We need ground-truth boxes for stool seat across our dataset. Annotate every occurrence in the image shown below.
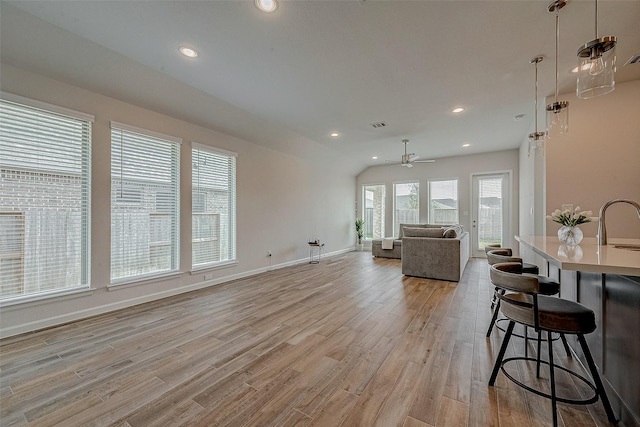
[522,262,539,275]
[501,293,596,335]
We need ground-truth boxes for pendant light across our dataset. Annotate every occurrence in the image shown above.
[528,56,546,157]
[546,1,569,138]
[576,0,616,98]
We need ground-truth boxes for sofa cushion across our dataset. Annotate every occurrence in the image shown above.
[403,227,444,238]
[398,223,428,239]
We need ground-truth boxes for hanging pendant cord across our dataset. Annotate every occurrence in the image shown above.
[595,0,598,38]
[534,61,539,133]
[554,6,560,103]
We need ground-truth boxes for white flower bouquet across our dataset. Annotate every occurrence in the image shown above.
[546,206,598,227]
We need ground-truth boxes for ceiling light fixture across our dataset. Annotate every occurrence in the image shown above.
[452,107,465,113]
[528,56,546,157]
[330,132,339,138]
[546,0,569,138]
[462,143,471,147]
[179,46,198,58]
[576,0,616,98]
[255,0,278,13]
[372,156,378,160]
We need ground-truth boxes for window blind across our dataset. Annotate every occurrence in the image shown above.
[192,143,236,268]
[110,124,180,284]
[0,96,92,301]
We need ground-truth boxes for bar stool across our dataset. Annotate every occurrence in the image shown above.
[488,262,617,427]
[487,247,540,275]
[486,249,557,337]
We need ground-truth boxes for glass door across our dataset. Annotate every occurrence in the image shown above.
[471,173,510,257]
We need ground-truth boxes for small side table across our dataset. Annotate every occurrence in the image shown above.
[308,241,324,264]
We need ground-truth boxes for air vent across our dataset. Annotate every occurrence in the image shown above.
[371,121,387,128]
[624,55,640,66]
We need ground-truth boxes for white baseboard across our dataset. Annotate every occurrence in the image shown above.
[0,247,355,339]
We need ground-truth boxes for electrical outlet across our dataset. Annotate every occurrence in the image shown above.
[204,273,213,281]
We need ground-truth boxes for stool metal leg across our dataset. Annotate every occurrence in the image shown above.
[577,334,617,423]
[536,330,542,378]
[560,333,572,358]
[547,330,558,427]
[486,289,505,337]
[489,320,515,386]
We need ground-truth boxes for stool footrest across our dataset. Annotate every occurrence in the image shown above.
[500,356,598,405]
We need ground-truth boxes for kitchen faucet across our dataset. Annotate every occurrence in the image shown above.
[597,199,640,245]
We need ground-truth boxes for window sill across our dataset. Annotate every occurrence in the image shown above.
[108,271,183,291]
[0,286,95,309]
[190,260,238,274]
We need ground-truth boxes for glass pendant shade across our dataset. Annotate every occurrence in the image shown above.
[527,56,546,157]
[546,101,569,137]
[577,37,616,98]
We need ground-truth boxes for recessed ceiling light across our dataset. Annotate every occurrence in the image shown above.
[330,132,339,138]
[452,107,465,113]
[372,156,378,160]
[179,46,198,58]
[462,143,471,147]
[256,0,277,13]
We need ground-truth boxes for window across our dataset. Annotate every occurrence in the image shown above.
[363,184,385,239]
[428,179,459,225]
[394,182,419,236]
[192,143,236,268]
[0,94,92,301]
[110,122,180,284]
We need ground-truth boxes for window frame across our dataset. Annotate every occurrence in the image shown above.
[361,183,386,240]
[393,181,420,237]
[109,121,181,286]
[0,92,93,303]
[191,142,237,270]
[427,178,459,225]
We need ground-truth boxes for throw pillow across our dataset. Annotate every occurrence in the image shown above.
[441,225,463,238]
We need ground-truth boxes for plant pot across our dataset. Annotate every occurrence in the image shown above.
[356,243,363,252]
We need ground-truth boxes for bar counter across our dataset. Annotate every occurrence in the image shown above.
[516,236,640,427]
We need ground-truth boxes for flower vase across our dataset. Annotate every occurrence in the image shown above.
[557,226,583,246]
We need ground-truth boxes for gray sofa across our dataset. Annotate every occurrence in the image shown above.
[401,227,470,282]
[371,224,444,259]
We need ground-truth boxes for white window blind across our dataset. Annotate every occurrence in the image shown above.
[110,123,180,284]
[428,179,459,225]
[192,143,236,268]
[0,96,92,301]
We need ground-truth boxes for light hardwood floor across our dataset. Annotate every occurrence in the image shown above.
[0,253,617,427]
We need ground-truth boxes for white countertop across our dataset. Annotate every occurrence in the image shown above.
[515,236,640,276]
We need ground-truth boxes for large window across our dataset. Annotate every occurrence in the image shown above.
[192,143,236,268]
[0,95,92,300]
[363,184,385,239]
[394,182,419,236]
[428,179,459,225]
[110,123,180,284]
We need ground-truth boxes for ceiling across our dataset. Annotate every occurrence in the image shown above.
[2,1,640,175]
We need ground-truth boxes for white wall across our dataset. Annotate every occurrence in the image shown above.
[545,79,640,240]
[0,64,356,338]
[356,149,520,252]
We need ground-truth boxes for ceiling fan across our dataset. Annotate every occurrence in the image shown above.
[386,139,435,168]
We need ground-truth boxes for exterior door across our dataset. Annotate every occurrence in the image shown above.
[471,172,510,258]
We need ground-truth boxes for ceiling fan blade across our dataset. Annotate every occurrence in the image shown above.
[408,155,420,162]
[413,159,436,163]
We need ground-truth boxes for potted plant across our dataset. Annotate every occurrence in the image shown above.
[355,218,365,252]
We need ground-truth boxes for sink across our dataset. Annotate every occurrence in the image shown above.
[612,244,640,251]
